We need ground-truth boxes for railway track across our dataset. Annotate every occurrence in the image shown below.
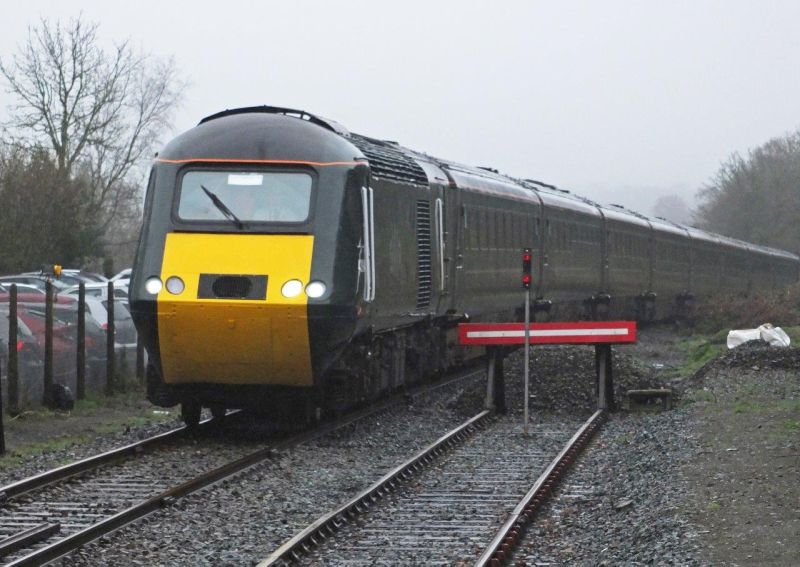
[260,410,605,565]
[0,370,482,566]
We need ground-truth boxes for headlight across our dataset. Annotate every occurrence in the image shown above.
[281,279,303,298]
[305,281,327,298]
[165,276,185,295]
[145,277,163,295]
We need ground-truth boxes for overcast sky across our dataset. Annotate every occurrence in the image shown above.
[2,1,799,215]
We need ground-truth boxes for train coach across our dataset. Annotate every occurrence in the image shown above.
[130,106,800,426]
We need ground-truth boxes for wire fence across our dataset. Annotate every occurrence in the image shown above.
[1,282,144,446]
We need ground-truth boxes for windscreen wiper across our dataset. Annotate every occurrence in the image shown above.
[200,185,245,229]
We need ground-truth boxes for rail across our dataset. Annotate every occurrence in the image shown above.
[474,409,606,566]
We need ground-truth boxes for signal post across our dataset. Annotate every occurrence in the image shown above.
[459,248,637,429]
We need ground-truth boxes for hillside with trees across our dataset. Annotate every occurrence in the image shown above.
[696,132,800,254]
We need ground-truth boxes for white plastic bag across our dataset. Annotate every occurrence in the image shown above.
[726,323,791,349]
[726,328,762,349]
[759,324,791,347]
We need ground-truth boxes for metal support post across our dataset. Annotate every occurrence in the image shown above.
[77,283,86,400]
[595,344,615,411]
[485,347,495,410]
[493,347,506,414]
[523,287,531,434]
[8,284,18,414]
[106,282,115,396]
[485,347,507,413]
[43,281,54,407]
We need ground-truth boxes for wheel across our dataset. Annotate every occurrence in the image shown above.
[181,400,202,428]
[209,403,226,423]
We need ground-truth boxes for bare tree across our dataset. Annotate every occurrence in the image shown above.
[0,15,185,231]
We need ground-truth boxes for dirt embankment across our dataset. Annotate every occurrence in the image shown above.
[681,342,800,566]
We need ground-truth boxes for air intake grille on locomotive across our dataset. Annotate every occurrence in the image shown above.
[350,135,429,186]
[197,275,268,300]
[416,200,432,310]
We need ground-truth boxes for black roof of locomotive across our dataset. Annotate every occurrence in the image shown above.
[159,110,363,165]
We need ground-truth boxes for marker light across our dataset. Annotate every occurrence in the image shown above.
[281,279,303,298]
[165,276,185,295]
[145,277,163,295]
[305,281,327,298]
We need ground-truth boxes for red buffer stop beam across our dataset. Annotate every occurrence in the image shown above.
[458,321,637,346]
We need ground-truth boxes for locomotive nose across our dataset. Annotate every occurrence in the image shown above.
[155,232,315,386]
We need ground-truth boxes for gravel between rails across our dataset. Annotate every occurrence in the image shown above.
[302,413,584,565]
[58,374,486,566]
[0,432,268,564]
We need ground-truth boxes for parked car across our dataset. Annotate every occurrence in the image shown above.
[0,282,44,295]
[15,304,77,385]
[52,299,109,391]
[88,298,138,366]
[0,275,70,292]
[0,306,44,409]
[23,271,86,287]
[60,269,108,283]
[110,268,131,286]
[62,281,129,302]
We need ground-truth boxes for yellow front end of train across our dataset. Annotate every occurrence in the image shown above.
[156,232,314,387]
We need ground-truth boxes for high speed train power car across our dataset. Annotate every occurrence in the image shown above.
[130,106,800,425]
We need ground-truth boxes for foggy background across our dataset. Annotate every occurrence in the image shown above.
[2,0,800,221]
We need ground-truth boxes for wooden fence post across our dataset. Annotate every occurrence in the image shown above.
[8,285,19,414]
[43,280,54,407]
[76,283,86,400]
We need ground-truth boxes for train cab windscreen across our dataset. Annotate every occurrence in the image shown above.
[177,170,312,224]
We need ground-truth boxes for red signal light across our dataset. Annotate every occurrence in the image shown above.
[16,340,24,352]
[522,247,532,289]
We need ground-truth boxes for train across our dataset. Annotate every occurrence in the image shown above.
[129,105,800,426]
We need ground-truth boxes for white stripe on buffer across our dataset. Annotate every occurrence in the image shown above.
[466,328,630,339]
